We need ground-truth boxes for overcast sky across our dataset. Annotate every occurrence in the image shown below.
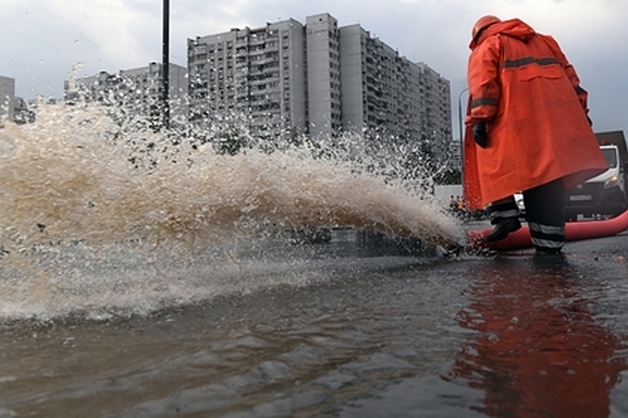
[1,0,626,137]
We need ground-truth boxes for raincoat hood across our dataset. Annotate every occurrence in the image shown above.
[469,18,536,50]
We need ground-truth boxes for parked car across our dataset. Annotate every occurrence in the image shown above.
[565,131,627,221]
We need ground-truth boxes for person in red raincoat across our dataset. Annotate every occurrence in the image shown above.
[463,15,607,254]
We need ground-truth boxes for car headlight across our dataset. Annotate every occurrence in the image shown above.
[604,175,620,189]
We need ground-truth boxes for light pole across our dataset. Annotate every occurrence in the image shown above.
[457,87,469,187]
[162,0,170,129]
[457,87,469,146]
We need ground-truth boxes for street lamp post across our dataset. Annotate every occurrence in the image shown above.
[457,87,469,147]
[458,87,469,187]
[162,0,170,129]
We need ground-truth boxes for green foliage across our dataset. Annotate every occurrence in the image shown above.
[436,169,462,185]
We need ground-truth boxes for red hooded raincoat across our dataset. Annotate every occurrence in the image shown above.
[463,19,607,210]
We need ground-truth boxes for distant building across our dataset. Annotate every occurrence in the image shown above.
[187,18,307,138]
[337,24,452,164]
[449,139,462,172]
[13,97,35,125]
[187,12,452,167]
[0,75,15,124]
[0,75,36,125]
[305,14,342,139]
[64,62,188,123]
[415,63,452,165]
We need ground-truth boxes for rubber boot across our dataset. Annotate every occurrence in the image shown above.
[486,197,521,242]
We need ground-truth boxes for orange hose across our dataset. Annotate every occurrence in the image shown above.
[468,210,628,251]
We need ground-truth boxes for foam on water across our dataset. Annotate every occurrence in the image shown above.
[0,102,464,320]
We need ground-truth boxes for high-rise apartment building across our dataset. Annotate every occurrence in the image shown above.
[188,18,307,138]
[188,13,451,163]
[64,62,188,122]
[416,63,452,164]
[340,24,424,141]
[305,14,342,139]
[338,28,453,163]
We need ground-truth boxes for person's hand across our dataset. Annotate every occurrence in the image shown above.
[587,115,593,126]
[473,121,488,148]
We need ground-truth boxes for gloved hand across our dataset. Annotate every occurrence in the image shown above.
[472,121,488,148]
[587,115,593,126]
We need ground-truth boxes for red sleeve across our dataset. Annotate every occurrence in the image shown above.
[466,36,502,125]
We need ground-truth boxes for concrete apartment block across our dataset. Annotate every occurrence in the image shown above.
[64,62,188,122]
[188,18,307,139]
[188,13,452,166]
[0,75,15,124]
[306,13,342,139]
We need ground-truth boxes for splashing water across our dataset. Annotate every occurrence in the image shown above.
[0,102,464,320]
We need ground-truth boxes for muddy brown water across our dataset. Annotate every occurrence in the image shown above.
[2,230,628,418]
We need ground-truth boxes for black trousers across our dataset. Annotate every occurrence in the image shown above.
[487,178,566,251]
[523,178,566,251]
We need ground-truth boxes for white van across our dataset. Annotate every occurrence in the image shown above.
[564,131,628,220]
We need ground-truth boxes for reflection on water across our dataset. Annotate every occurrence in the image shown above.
[2,249,628,417]
[1,245,471,417]
[446,256,627,418]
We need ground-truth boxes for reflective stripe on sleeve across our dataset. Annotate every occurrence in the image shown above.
[470,97,499,109]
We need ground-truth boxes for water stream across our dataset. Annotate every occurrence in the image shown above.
[0,101,462,320]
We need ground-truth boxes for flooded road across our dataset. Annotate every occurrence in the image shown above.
[2,229,628,418]
[2,73,627,418]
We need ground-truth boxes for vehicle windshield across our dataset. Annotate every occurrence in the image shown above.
[602,148,618,168]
